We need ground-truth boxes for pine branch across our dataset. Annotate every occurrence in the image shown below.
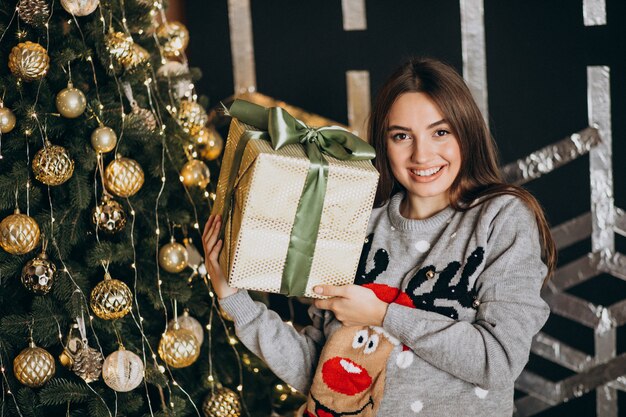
[39,378,92,405]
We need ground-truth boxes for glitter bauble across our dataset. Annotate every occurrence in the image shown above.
[56,83,87,118]
[168,311,204,345]
[0,106,17,133]
[124,44,149,71]
[21,250,56,295]
[130,106,157,132]
[32,141,75,186]
[91,126,117,153]
[0,209,40,255]
[181,159,211,188]
[59,326,103,383]
[104,157,144,198]
[198,128,224,161]
[158,326,200,368]
[13,343,55,388]
[157,21,189,59]
[176,100,208,136]
[158,239,189,273]
[92,195,126,234]
[90,272,133,320]
[17,0,50,26]
[202,387,242,417]
[60,0,99,16]
[102,347,143,392]
[105,31,134,67]
[8,41,50,81]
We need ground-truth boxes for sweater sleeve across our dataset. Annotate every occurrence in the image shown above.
[219,289,330,393]
[382,198,550,389]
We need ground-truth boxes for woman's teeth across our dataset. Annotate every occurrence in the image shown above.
[411,166,442,177]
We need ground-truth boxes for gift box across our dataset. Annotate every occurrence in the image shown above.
[211,100,379,298]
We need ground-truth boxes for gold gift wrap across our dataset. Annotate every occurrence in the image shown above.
[211,118,379,298]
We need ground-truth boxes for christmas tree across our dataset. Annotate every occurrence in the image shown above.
[0,0,304,416]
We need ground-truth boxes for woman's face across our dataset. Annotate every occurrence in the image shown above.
[386,92,461,209]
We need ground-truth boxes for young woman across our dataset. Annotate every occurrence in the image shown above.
[203,57,555,417]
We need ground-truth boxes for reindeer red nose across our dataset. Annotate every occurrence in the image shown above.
[321,357,372,395]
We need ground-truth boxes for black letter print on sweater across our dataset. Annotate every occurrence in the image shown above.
[405,247,484,319]
[355,233,389,286]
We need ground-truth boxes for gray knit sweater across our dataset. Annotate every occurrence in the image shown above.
[220,192,550,417]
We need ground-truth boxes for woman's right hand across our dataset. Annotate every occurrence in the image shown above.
[202,214,238,299]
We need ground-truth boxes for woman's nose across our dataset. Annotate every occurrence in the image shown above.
[410,137,432,163]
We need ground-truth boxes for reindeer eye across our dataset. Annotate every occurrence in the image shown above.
[364,334,380,354]
[352,330,369,349]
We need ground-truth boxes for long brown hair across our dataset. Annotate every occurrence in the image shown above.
[369,57,556,281]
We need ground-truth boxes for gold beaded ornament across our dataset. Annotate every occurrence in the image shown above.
[13,341,55,388]
[104,156,144,198]
[32,141,75,186]
[168,310,204,345]
[176,100,208,136]
[202,386,242,417]
[8,41,50,81]
[158,323,200,368]
[0,208,40,255]
[90,271,133,320]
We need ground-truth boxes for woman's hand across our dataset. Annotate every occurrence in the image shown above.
[202,215,238,299]
[313,284,388,327]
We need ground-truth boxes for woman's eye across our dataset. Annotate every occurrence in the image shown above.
[434,129,450,137]
[392,132,410,141]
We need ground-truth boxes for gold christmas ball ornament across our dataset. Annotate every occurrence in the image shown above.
[92,195,126,234]
[59,324,103,383]
[199,128,224,161]
[8,41,50,81]
[17,0,50,26]
[0,105,17,134]
[32,141,75,186]
[105,31,134,67]
[181,159,211,188]
[91,126,117,153]
[157,21,189,59]
[168,311,204,346]
[90,272,133,320]
[102,347,143,392]
[0,208,40,255]
[56,82,87,118]
[202,387,242,417]
[104,156,144,198]
[13,342,55,388]
[158,325,200,368]
[176,100,208,136]
[21,250,56,295]
[158,238,189,273]
[60,0,100,16]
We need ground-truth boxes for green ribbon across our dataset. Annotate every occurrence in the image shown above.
[222,99,375,296]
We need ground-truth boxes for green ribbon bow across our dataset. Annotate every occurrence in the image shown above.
[221,99,375,296]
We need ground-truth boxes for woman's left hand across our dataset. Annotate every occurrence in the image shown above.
[313,284,388,327]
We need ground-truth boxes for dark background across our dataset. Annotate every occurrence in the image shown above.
[183,1,626,415]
